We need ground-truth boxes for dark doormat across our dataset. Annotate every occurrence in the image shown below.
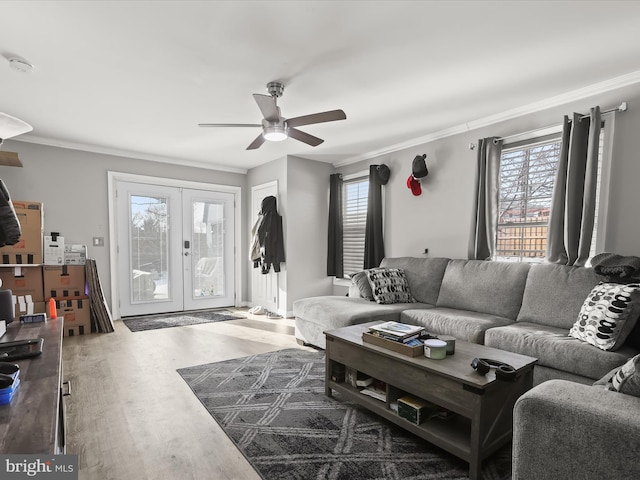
[177,348,511,480]
[123,309,243,332]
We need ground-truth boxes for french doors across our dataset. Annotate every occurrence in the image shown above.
[115,179,235,317]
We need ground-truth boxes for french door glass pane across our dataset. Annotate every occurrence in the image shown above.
[129,195,169,302]
[192,200,224,298]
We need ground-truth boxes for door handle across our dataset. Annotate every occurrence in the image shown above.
[184,252,190,256]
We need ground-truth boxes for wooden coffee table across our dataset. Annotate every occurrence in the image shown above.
[325,321,537,480]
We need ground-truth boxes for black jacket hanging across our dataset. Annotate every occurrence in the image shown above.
[250,196,285,274]
[0,179,21,247]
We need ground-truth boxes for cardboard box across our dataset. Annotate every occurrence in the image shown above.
[0,266,45,302]
[397,395,437,425]
[63,318,91,337]
[64,244,87,265]
[362,332,424,357]
[43,265,86,299]
[0,201,43,264]
[43,235,65,265]
[0,200,44,264]
[13,296,46,317]
[55,297,92,336]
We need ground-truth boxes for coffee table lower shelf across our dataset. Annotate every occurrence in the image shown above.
[328,380,473,461]
[325,322,537,480]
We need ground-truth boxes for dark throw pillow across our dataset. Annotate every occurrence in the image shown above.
[365,268,416,305]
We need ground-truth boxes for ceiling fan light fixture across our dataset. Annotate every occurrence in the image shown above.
[263,124,288,142]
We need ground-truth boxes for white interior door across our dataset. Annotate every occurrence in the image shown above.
[250,182,279,312]
[116,180,235,317]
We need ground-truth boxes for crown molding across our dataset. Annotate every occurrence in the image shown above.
[13,134,248,174]
[334,69,640,167]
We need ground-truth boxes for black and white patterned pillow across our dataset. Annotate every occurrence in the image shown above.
[608,354,640,397]
[365,268,416,305]
[569,282,640,351]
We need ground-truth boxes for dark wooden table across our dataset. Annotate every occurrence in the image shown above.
[325,321,537,480]
[0,317,64,454]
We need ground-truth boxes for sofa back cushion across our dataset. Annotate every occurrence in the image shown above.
[380,257,450,305]
[517,263,601,329]
[436,260,530,319]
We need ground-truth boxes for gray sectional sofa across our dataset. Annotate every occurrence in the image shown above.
[293,256,640,479]
[294,256,639,384]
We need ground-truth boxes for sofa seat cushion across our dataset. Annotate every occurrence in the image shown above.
[485,322,638,380]
[436,260,530,320]
[400,307,515,344]
[293,295,432,332]
[517,263,600,329]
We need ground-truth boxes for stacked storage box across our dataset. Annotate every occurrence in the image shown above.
[0,201,43,265]
[0,266,46,318]
[0,201,45,320]
[0,200,92,336]
[44,265,91,337]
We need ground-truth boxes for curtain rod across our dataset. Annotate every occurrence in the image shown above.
[468,102,628,150]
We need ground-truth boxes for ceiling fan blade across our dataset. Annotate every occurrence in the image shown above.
[286,109,346,128]
[246,133,266,150]
[253,94,280,122]
[198,123,262,127]
[288,128,324,147]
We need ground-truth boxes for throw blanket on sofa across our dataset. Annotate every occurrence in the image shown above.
[592,252,640,279]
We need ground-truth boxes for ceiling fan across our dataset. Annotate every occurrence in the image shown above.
[198,82,346,150]
[0,112,33,167]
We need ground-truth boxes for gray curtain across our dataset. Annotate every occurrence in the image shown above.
[546,107,601,266]
[326,173,343,277]
[468,137,502,260]
[364,165,384,268]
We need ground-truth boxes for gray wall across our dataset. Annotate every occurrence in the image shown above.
[338,82,640,264]
[3,81,639,313]
[286,156,334,311]
[0,141,246,311]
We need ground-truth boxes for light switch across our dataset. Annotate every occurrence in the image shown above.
[93,237,104,247]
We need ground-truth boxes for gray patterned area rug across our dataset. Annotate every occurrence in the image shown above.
[123,309,243,332]
[177,348,511,480]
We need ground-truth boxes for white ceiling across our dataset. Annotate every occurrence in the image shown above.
[2,1,640,173]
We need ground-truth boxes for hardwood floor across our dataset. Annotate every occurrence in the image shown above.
[62,309,314,480]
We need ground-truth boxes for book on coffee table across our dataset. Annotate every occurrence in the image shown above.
[368,321,424,341]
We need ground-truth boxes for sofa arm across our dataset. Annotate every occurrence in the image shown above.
[513,379,640,480]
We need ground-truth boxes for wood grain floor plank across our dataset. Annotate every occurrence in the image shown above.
[62,310,312,480]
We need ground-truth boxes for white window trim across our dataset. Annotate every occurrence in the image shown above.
[334,169,368,287]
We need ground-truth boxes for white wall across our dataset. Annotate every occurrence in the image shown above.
[0,141,246,314]
[338,82,640,264]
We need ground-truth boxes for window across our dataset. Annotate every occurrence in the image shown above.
[342,175,368,277]
[496,137,560,262]
[496,128,607,263]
